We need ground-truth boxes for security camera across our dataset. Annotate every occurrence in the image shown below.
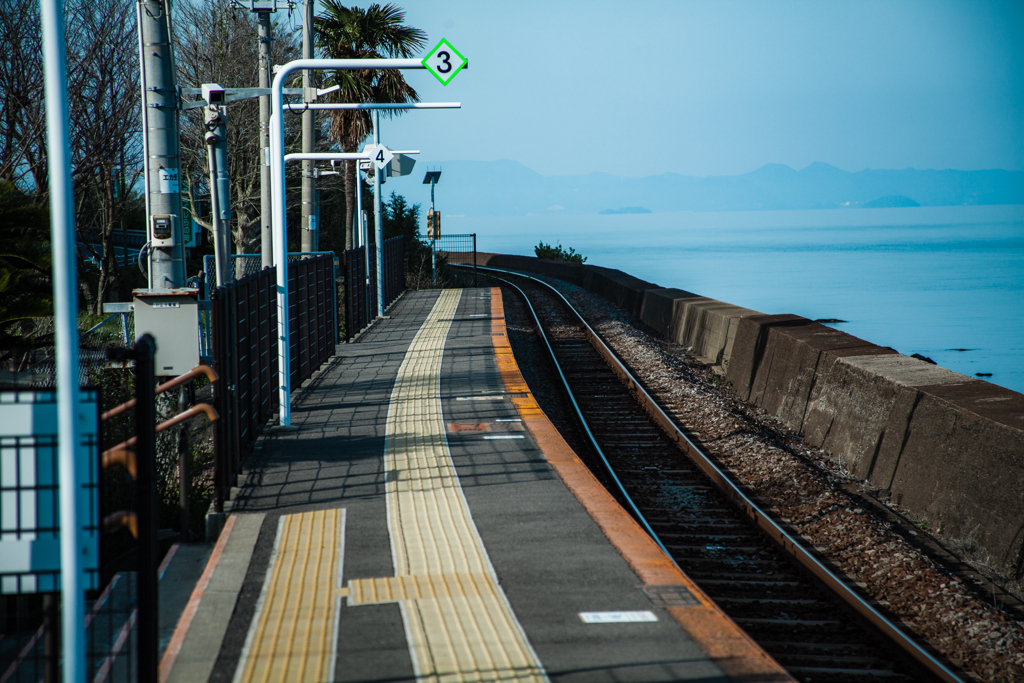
[202,83,226,105]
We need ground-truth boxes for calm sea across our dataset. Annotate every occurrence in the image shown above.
[449,205,1024,394]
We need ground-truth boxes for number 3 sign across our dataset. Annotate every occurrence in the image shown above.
[422,39,467,85]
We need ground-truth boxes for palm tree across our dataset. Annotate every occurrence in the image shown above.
[315,2,426,250]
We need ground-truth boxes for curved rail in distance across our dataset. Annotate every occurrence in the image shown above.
[475,265,963,683]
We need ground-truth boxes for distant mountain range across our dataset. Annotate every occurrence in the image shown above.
[407,160,1024,216]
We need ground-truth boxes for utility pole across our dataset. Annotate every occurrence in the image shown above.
[203,86,231,286]
[140,0,185,289]
[301,0,317,252]
[258,9,274,268]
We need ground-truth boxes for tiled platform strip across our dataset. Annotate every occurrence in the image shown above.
[377,288,546,683]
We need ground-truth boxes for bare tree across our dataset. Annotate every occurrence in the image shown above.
[0,0,145,312]
[65,0,146,310]
[0,0,46,190]
[174,0,303,257]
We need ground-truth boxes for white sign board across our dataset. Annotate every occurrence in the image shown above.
[0,389,100,594]
[159,167,179,194]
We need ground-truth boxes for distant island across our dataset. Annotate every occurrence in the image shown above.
[863,195,921,208]
[600,206,652,214]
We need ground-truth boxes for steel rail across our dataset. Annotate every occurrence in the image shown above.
[477,265,963,683]
[495,276,675,562]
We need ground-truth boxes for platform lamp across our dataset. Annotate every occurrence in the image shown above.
[424,170,441,286]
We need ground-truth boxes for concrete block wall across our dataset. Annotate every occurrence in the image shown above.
[476,252,1024,575]
[727,314,1024,574]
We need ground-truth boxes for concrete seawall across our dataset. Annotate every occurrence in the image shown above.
[477,252,1024,576]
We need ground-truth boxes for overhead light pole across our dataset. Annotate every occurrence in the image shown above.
[423,169,441,287]
[270,56,464,425]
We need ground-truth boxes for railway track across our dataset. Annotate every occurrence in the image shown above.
[478,267,965,683]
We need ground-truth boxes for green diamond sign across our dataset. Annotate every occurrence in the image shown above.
[422,39,466,86]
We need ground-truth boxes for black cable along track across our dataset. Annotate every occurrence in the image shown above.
[474,266,965,683]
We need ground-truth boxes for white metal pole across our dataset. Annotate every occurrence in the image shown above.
[271,58,424,425]
[41,0,85,679]
[283,102,461,111]
[373,111,385,315]
[355,165,363,248]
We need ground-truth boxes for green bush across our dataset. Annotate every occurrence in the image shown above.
[534,241,587,264]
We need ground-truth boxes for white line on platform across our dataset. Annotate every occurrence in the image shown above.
[484,435,525,440]
[579,611,658,624]
[456,396,505,401]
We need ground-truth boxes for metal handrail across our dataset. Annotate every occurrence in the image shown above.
[101,403,218,456]
[101,364,219,421]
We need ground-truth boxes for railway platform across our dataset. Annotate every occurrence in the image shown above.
[158,288,792,683]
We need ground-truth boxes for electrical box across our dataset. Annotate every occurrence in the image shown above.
[132,288,200,377]
[151,214,178,247]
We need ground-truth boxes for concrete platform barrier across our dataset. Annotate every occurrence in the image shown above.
[480,252,1024,574]
[640,288,701,337]
[672,300,762,368]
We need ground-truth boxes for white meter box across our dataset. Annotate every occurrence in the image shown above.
[133,288,200,376]
[0,388,100,595]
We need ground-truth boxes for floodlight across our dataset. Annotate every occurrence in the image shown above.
[423,171,442,184]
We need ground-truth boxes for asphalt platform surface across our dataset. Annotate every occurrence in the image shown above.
[164,288,738,683]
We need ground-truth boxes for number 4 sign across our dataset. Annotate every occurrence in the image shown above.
[422,39,466,86]
[365,144,395,171]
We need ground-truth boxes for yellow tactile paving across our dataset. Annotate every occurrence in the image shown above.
[234,509,343,683]
[379,289,547,683]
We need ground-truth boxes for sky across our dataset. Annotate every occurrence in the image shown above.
[343,0,1024,178]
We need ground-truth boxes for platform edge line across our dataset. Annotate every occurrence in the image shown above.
[159,516,237,683]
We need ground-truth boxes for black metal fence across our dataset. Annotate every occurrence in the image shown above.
[287,254,337,388]
[211,268,277,505]
[343,238,405,342]
[343,246,370,342]
[210,255,336,509]
[382,236,405,308]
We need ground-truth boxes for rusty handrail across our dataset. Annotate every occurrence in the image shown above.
[102,449,137,479]
[103,511,138,538]
[101,403,218,457]
[101,364,219,422]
